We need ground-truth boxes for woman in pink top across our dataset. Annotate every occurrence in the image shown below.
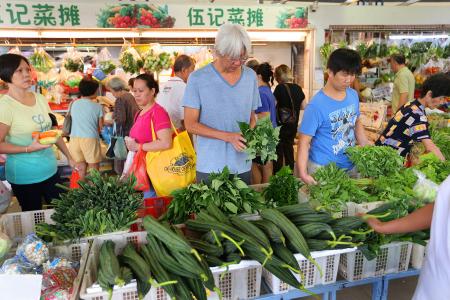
[125,73,173,197]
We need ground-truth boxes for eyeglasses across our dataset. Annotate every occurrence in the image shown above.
[224,55,248,65]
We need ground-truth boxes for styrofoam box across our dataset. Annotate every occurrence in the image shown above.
[80,231,262,300]
[0,209,55,245]
[339,242,412,281]
[410,242,428,269]
[263,248,355,294]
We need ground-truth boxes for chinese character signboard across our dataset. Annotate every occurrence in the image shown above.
[0,1,307,29]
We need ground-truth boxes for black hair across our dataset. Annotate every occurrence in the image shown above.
[79,78,99,97]
[0,53,30,83]
[420,73,450,98]
[134,73,159,96]
[390,54,406,65]
[327,48,362,76]
[128,77,135,87]
[256,62,274,86]
[173,55,195,73]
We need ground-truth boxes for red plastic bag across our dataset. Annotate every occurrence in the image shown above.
[130,149,151,191]
[69,170,80,189]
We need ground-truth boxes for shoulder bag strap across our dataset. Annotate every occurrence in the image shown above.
[283,83,295,112]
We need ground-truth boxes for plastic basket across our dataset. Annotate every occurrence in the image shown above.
[339,242,412,281]
[0,209,55,245]
[80,232,262,300]
[263,248,355,294]
[410,242,428,269]
[131,197,173,232]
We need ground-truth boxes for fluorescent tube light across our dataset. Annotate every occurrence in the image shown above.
[389,34,449,40]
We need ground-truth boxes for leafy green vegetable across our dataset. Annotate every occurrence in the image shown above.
[29,48,55,73]
[263,166,302,207]
[163,167,265,224]
[346,146,405,179]
[99,60,117,74]
[309,163,370,213]
[119,48,144,74]
[413,153,450,184]
[239,116,280,164]
[35,170,143,242]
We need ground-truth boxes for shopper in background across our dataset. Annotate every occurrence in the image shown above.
[273,64,305,173]
[297,48,370,185]
[376,73,450,161]
[245,58,260,72]
[252,62,277,184]
[125,73,173,198]
[390,54,415,113]
[106,76,139,174]
[183,23,261,184]
[157,55,195,130]
[128,77,135,91]
[0,53,78,211]
[69,78,104,180]
[366,175,450,300]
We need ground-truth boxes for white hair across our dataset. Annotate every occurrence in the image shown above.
[106,76,128,91]
[214,23,252,59]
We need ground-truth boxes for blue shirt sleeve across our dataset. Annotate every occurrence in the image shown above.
[299,103,321,136]
[255,92,270,114]
[251,75,262,111]
[182,74,200,109]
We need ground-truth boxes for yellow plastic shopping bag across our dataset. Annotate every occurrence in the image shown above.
[146,120,196,196]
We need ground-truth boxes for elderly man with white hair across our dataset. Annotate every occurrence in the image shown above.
[183,23,261,184]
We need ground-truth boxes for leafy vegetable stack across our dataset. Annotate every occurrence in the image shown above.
[263,166,302,207]
[36,170,143,242]
[163,167,265,224]
[239,116,280,164]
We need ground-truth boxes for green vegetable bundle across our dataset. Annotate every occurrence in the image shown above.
[413,153,450,184]
[35,170,143,242]
[239,116,280,164]
[119,47,144,74]
[263,166,302,207]
[64,58,84,73]
[29,48,55,73]
[99,60,117,74]
[346,146,405,179]
[163,167,265,224]
[309,163,371,213]
[143,50,173,73]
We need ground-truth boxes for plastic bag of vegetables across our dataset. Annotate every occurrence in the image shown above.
[119,42,143,74]
[62,47,84,73]
[413,170,439,203]
[29,47,55,73]
[16,233,49,266]
[0,229,12,261]
[96,47,116,74]
[143,45,173,73]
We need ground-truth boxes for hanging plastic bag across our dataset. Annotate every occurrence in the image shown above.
[0,226,12,261]
[29,47,55,73]
[413,170,439,203]
[16,233,49,267]
[114,136,128,160]
[96,47,117,74]
[121,151,136,180]
[69,170,80,189]
[119,42,144,74]
[62,47,84,73]
[129,148,150,191]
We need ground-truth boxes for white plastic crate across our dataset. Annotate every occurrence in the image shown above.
[339,242,412,281]
[0,209,55,245]
[80,231,262,300]
[339,201,385,218]
[410,242,428,269]
[263,248,355,294]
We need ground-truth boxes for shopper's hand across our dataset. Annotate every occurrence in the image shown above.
[125,137,139,152]
[226,132,246,152]
[28,137,51,152]
[365,216,386,233]
[299,172,317,185]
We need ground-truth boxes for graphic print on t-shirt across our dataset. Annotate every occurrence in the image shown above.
[329,104,357,155]
[32,114,51,132]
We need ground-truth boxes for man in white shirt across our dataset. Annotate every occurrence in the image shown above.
[157,55,195,129]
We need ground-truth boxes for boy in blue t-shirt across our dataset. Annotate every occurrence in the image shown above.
[297,48,370,185]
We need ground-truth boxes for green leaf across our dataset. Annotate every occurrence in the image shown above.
[224,202,238,214]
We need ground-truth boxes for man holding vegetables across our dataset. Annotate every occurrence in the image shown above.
[375,73,450,161]
[183,24,260,184]
[297,48,370,185]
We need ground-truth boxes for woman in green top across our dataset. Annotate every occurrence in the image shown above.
[0,54,78,211]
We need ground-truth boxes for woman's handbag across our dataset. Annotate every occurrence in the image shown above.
[277,84,297,125]
[62,101,75,136]
[146,119,196,196]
